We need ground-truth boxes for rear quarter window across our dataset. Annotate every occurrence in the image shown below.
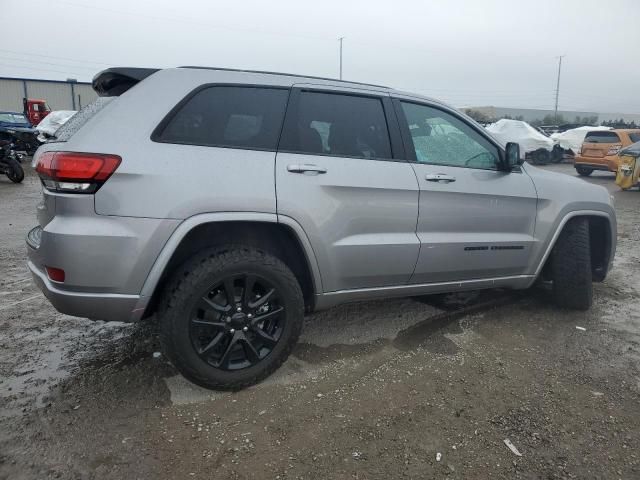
[627,132,640,143]
[153,86,289,151]
[584,131,620,143]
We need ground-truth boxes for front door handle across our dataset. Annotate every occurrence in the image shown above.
[287,164,327,175]
[425,173,456,183]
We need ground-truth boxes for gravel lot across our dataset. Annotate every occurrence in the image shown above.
[1,162,639,479]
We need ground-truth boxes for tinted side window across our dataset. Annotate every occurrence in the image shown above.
[155,86,289,150]
[280,91,392,160]
[401,102,499,170]
[584,131,621,143]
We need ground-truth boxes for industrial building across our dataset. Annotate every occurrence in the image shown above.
[465,105,640,124]
[0,76,98,112]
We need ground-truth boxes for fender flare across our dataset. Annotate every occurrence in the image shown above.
[130,212,323,320]
[531,209,615,280]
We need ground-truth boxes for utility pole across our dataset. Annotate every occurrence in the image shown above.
[554,55,565,124]
[338,37,344,79]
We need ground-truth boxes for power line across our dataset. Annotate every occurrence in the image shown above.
[0,62,92,77]
[0,48,114,67]
[0,55,102,71]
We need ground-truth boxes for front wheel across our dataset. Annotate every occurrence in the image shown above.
[159,246,304,390]
[5,158,24,183]
[550,218,592,310]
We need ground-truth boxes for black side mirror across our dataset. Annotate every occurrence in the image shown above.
[504,142,522,170]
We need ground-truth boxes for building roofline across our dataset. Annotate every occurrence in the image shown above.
[0,76,92,85]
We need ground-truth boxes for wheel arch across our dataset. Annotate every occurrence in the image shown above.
[536,210,615,282]
[133,213,323,320]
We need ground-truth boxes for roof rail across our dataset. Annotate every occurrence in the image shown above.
[178,66,389,89]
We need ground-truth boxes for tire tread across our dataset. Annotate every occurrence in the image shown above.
[551,218,593,310]
[158,245,303,390]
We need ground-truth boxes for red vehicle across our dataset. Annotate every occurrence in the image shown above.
[23,98,51,126]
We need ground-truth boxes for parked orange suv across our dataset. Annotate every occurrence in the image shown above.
[574,129,640,176]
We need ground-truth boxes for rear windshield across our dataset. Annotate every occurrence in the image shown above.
[0,113,28,124]
[54,97,114,141]
[584,131,620,143]
[628,132,640,143]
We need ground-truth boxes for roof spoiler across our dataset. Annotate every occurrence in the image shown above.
[92,67,159,96]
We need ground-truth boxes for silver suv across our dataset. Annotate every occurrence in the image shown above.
[27,67,616,389]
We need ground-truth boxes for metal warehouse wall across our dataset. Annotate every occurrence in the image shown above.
[0,77,98,112]
[0,79,26,111]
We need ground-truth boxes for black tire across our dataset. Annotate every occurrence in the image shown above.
[159,245,304,390]
[531,149,550,165]
[6,158,24,183]
[550,218,592,310]
[575,166,593,177]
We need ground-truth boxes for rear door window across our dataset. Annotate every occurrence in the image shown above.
[279,91,392,160]
[584,131,621,143]
[154,86,289,151]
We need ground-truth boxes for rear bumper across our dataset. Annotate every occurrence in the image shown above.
[28,259,143,322]
[574,156,619,172]
[26,208,178,321]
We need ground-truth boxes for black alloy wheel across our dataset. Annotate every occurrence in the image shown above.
[189,274,285,370]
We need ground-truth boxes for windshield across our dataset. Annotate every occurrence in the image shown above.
[0,113,29,124]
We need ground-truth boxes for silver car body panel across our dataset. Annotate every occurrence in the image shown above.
[26,67,617,322]
[275,151,420,292]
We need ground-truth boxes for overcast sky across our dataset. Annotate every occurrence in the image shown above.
[3,0,639,113]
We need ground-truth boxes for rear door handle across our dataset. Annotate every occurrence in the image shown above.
[425,173,456,183]
[287,164,327,174]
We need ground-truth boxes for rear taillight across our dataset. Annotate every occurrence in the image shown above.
[607,145,621,156]
[35,151,121,193]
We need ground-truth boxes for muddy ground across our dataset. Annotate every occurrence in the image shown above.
[1,162,639,480]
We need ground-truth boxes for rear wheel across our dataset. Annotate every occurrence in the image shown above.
[551,145,564,163]
[159,246,304,390]
[575,165,593,177]
[550,218,592,310]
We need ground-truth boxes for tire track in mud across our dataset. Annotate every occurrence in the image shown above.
[294,290,523,365]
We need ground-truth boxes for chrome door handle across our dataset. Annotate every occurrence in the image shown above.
[287,164,327,174]
[425,173,456,183]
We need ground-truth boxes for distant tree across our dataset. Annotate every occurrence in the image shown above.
[573,115,598,126]
[541,114,566,125]
[464,109,492,124]
[530,118,543,127]
[602,118,637,128]
[514,115,524,121]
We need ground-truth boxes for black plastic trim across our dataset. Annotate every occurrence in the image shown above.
[92,68,160,96]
